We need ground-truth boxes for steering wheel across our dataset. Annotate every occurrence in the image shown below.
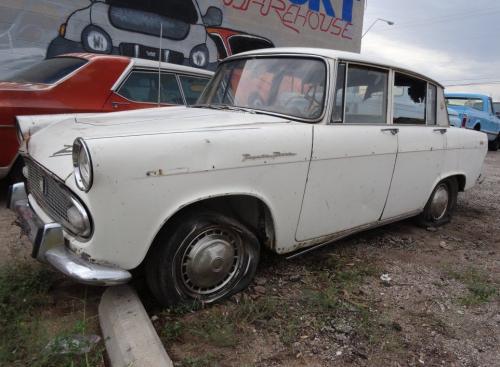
[248,92,265,108]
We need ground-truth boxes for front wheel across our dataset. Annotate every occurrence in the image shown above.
[146,211,260,306]
[417,178,458,227]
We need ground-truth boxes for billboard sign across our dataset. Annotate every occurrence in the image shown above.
[0,0,364,77]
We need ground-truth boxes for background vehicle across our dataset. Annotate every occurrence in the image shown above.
[0,53,212,180]
[448,107,462,127]
[445,92,500,151]
[494,101,500,118]
[207,27,274,60]
[47,0,222,69]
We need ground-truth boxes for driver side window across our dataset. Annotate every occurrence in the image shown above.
[332,64,389,124]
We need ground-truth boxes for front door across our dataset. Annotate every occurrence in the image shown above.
[296,63,397,241]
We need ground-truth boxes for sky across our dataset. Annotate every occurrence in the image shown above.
[361,0,500,100]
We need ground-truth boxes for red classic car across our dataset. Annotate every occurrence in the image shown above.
[0,54,213,180]
[207,27,274,61]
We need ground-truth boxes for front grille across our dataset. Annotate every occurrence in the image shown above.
[25,159,74,227]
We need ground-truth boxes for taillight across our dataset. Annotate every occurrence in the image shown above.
[461,114,468,128]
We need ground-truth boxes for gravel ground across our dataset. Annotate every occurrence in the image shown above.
[1,152,499,367]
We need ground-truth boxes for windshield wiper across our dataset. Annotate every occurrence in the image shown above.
[190,104,255,113]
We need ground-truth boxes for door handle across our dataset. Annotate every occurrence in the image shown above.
[111,101,130,108]
[433,128,447,134]
[381,128,399,135]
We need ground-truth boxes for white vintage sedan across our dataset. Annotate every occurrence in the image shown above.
[9,48,487,306]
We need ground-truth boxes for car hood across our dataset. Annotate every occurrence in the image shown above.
[26,106,291,181]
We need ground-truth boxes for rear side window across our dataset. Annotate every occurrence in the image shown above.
[118,71,183,104]
[2,57,87,84]
[494,102,500,113]
[393,73,426,124]
[179,75,209,105]
[228,36,274,55]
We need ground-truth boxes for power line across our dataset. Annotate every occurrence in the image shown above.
[444,81,500,87]
[365,6,500,33]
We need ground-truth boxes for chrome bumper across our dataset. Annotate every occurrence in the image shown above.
[7,183,131,286]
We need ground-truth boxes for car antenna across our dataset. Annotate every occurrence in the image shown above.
[158,23,163,107]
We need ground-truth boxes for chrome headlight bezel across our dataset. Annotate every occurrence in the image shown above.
[72,138,93,192]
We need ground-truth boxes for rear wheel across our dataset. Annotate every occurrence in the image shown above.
[417,178,458,227]
[146,211,260,306]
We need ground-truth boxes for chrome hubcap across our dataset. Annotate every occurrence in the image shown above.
[430,184,449,221]
[180,228,242,296]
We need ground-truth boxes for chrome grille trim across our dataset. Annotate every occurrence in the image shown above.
[24,158,91,238]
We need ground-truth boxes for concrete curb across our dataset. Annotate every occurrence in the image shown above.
[99,285,173,367]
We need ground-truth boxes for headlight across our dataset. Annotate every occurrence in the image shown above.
[72,138,93,192]
[82,25,112,53]
[66,197,91,237]
[190,44,209,68]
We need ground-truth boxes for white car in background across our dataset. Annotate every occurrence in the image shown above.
[9,48,488,307]
[47,0,222,69]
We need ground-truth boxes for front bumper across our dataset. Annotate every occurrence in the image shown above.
[7,183,131,285]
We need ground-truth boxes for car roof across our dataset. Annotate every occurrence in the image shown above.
[445,92,489,99]
[131,58,213,76]
[57,53,213,76]
[226,47,443,87]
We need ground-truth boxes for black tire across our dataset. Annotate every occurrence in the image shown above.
[145,211,260,307]
[6,157,24,185]
[488,136,499,151]
[417,177,458,228]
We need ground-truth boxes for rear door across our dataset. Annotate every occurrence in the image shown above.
[296,63,398,241]
[381,73,445,219]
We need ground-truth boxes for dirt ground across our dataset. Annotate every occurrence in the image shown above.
[0,182,105,366]
[149,152,500,367]
[0,152,499,366]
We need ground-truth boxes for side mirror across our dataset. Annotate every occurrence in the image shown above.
[203,6,223,27]
[496,112,500,118]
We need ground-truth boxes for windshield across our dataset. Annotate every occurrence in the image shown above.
[198,57,327,120]
[2,57,87,84]
[107,0,198,24]
[446,97,484,111]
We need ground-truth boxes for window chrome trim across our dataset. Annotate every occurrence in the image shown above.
[204,53,331,124]
[114,68,209,106]
[392,70,428,126]
[334,61,391,126]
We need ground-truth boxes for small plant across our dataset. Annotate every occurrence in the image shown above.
[188,310,237,348]
[0,263,104,366]
[162,320,185,342]
[446,267,498,306]
[181,353,218,367]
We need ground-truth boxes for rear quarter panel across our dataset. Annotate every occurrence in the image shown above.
[445,127,487,190]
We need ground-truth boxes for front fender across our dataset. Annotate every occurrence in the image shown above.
[65,123,313,269]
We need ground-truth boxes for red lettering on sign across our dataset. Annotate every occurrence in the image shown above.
[223,0,353,40]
